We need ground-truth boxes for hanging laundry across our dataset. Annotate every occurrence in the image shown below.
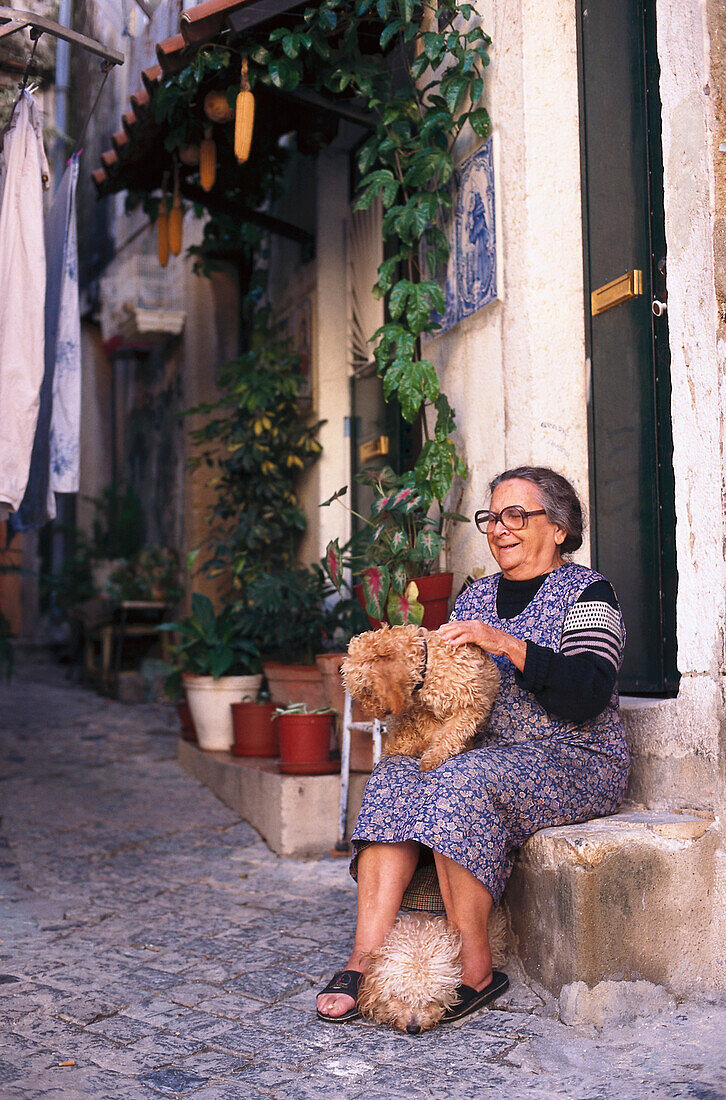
[0,91,49,524]
[11,149,81,531]
[49,154,81,501]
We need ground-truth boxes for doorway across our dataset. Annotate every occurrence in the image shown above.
[577,0,678,694]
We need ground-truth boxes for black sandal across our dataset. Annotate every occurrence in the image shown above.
[316,969,363,1023]
[441,970,509,1023]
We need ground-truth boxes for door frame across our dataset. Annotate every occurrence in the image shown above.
[576,0,679,695]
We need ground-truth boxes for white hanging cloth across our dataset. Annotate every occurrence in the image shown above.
[0,91,49,522]
[49,154,81,502]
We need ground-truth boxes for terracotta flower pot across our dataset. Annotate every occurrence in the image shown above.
[231,700,278,757]
[262,662,327,709]
[355,572,454,631]
[183,672,262,752]
[177,700,196,743]
[276,712,339,775]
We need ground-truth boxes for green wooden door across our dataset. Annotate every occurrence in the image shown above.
[578,0,678,694]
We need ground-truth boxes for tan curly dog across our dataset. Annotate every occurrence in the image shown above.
[340,624,500,771]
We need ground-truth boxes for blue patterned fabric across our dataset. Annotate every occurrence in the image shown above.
[351,563,631,905]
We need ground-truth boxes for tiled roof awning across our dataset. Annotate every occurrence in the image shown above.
[92,0,374,229]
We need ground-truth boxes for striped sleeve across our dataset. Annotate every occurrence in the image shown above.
[560,596,624,670]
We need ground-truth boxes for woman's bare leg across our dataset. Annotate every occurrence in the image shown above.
[433,851,494,991]
[317,840,420,1017]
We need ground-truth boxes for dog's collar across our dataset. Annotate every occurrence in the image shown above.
[413,634,428,693]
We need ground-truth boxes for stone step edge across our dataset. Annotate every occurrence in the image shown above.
[519,808,716,870]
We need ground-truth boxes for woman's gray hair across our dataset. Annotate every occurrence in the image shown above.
[489,466,584,555]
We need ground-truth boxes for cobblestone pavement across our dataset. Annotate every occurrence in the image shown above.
[2,653,726,1100]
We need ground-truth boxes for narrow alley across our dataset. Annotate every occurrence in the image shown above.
[1,652,726,1100]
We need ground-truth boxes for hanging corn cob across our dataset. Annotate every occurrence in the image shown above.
[234,58,254,165]
[200,125,216,192]
[169,160,183,256]
[157,177,169,268]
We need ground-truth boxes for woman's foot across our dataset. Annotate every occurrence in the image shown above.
[316,966,363,1021]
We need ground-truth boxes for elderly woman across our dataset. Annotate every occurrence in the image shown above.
[317,466,630,1024]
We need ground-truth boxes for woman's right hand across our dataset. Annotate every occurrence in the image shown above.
[437,619,527,673]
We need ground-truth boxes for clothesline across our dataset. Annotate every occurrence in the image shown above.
[0,13,124,531]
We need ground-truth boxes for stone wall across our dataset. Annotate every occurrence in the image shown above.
[424,0,591,595]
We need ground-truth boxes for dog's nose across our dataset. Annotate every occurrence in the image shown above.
[406,1023,422,1035]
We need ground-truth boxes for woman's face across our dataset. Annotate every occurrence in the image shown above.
[486,478,567,580]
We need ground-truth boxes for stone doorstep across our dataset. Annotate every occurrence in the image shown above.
[178,742,720,997]
[505,808,719,999]
[177,740,369,857]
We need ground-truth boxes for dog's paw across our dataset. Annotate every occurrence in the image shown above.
[419,750,449,772]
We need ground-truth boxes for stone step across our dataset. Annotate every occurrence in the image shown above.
[505,809,718,999]
[178,740,368,857]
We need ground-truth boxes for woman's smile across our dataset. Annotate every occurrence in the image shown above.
[486,478,566,580]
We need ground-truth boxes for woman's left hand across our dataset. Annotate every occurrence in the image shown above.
[437,619,527,673]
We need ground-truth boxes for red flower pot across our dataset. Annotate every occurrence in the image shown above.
[262,662,328,708]
[276,712,339,775]
[177,701,197,743]
[355,572,454,631]
[231,701,278,757]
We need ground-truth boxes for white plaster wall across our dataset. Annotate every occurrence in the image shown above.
[656,0,726,991]
[426,0,590,584]
[297,147,352,567]
[657,0,726,684]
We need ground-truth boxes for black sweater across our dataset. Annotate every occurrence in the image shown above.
[495,575,622,723]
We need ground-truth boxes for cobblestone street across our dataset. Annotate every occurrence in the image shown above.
[1,653,726,1099]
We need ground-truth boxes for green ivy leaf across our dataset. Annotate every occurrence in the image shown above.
[380,17,403,49]
[389,280,412,320]
[468,107,491,136]
[443,74,468,115]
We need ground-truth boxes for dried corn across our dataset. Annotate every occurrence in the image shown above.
[234,59,254,164]
[169,162,182,255]
[157,193,169,268]
[200,125,216,192]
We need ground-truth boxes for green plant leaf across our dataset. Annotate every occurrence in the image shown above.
[390,562,408,593]
[361,565,390,619]
[414,529,444,560]
[388,487,422,514]
[468,107,491,137]
[387,586,424,626]
[324,539,344,590]
[389,530,410,555]
[320,485,348,507]
[209,645,235,678]
[379,17,403,48]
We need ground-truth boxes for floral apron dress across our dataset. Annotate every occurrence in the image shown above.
[350,563,631,908]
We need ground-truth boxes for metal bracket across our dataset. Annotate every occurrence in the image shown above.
[0,7,124,65]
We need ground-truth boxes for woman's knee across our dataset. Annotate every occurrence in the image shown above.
[358,839,420,881]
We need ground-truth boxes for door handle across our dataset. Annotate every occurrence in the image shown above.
[591,269,643,316]
[651,300,667,317]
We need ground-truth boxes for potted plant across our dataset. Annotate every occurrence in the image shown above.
[274,703,338,775]
[322,466,466,629]
[161,593,262,751]
[245,566,330,707]
[231,692,278,757]
[162,656,196,742]
[106,547,183,606]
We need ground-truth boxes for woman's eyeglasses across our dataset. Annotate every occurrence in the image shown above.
[474,507,547,533]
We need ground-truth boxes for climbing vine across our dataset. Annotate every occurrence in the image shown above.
[145,0,492,514]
